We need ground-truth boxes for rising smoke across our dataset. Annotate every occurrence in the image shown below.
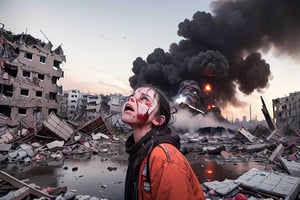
[129,0,300,109]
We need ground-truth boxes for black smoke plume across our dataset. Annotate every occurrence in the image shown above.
[129,0,300,109]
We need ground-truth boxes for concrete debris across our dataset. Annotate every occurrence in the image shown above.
[203,168,300,199]
[0,171,53,199]
[279,158,300,177]
[269,143,285,162]
[0,110,120,199]
[91,132,110,140]
[42,112,74,141]
[236,127,256,143]
[46,140,65,150]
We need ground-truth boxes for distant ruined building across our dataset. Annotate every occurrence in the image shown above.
[0,23,65,127]
[273,91,300,132]
[59,89,103,121]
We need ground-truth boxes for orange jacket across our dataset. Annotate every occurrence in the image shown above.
[138,143,206,200]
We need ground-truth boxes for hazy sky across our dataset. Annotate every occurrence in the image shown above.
[1,0,300,121]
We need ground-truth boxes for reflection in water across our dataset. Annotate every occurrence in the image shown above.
[1,151,270,200]
[190,157,268,183]
[2,153,127,200]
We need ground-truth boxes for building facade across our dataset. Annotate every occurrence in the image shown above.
[109,93,126,114]
[0,24,65,126]
[86,94,102,120]
[59,90,102,121]
[273,91,300,131]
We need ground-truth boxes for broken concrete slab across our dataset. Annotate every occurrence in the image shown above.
[77,114,112,135]
[0,143,11,151]
[279,158,300,177]
[269,143,285,162]
[203,179,239,196]
[42,112,73,141]
[46,140,64,150]
[235,168,300,200]
[236,127,256,143]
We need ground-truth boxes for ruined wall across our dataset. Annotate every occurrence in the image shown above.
[0,24,65,126]
[273,91,300,131]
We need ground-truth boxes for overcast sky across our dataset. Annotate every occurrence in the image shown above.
[1,0,300,121]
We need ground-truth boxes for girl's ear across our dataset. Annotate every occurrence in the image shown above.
[152,115,166,126]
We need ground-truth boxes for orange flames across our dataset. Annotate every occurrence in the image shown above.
[202,82,213,93]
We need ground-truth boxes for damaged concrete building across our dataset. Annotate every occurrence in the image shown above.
[0,23,65,127]
[59,90,102,121]
[273,91,300,132]
[60,89,80,120]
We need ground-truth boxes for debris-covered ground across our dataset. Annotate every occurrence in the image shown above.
[1,109,300,199]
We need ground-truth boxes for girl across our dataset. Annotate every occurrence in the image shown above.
[122,85,205,200]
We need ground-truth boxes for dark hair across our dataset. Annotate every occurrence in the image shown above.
[153,87,171,130]
[134,84,171,130]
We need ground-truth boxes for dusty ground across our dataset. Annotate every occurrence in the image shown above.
[0,138,277,199]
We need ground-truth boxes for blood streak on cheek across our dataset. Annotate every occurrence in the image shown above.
[137,101,151,121]
[137,111,149,121]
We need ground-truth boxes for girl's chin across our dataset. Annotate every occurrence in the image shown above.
[121,117,137,125]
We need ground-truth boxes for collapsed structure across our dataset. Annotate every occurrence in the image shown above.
[273,91,300,132]
[0,23,65,127]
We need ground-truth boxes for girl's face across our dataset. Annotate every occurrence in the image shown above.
[121,87,159,126]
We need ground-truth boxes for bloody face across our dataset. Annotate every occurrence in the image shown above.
[121,87,159,126]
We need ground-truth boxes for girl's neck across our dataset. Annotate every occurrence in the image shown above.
[132,125,152,142]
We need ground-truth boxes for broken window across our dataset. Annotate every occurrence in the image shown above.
[38,73,44,80]
[18,108,27,115]
[36,91,42,97]
[24,52,33,60]
[48,109,57,115]
[23,70,31,78]
[40,56,46,64]
[49,92,57,100]
[3,63,18,77]
[53,60,61,68]
[51,76,59,84]
[282,105,287,110]
[0,84,13,97]
[20,89,29,96]
[89,102,97,106]
[0,105,11,117]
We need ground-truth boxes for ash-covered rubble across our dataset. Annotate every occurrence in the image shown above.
[0,112,126,200]
[1,87,300,200]
[174,96,300,199]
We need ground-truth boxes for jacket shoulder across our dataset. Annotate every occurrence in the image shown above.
[150,143,187,166]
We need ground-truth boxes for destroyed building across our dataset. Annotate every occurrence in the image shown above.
[273,91,300,132]
[60,90,104,121]
[0,23,65,127]
[83,93,102,120]
[60,89,80,120]
[109,93,126,114]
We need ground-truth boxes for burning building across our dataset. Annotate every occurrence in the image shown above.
[175,79,220,116]
[0,23,65,126]
[128,0,300,118]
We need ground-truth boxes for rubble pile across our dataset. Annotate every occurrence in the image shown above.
[0,112,125,199]
[179,119,300,198]
[1,96,300,199]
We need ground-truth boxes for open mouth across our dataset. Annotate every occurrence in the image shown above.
[124,103,134,112]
